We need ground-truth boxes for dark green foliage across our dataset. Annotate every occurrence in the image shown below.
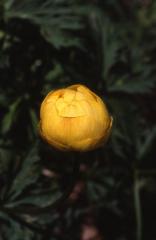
[0,0,156,239]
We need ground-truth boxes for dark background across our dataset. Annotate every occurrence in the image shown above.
[0,0,156,240]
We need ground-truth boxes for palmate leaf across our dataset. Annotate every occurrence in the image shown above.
[4,0,86,49]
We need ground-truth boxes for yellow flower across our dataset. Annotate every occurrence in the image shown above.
[39,84,113,151]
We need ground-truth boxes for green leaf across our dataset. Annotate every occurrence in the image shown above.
[137,126,156,161]
[102,21,121,78]
[41,27,82,49]
[45,62,63,82]
[0,211,38,240]
[7,190,62,208]
[4,0,85,48]
[8,144,40,200]
[0,147,12,174]
[2,221,34,240]
[1,98,21,134]
[29,108,38,136]
[108,78,155,94]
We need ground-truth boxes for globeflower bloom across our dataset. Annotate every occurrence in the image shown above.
[39,84,112,151]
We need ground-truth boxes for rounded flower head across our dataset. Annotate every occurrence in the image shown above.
[39,84,113,151]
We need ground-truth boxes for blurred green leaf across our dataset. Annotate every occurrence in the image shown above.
[0,147,11,174]
[45,62,63,82]
[108,78,155,94]
[4,0,86,48]
[1,98,21,134]
[137,126,156,161]
[8,144,40,200]
[7,190,62,208]
[29,109,38,136]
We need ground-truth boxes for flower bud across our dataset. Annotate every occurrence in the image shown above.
[39,84,112,151]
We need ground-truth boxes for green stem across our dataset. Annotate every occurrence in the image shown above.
[133,171,142,240]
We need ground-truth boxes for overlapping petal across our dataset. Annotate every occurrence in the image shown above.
[40,84,112,151]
